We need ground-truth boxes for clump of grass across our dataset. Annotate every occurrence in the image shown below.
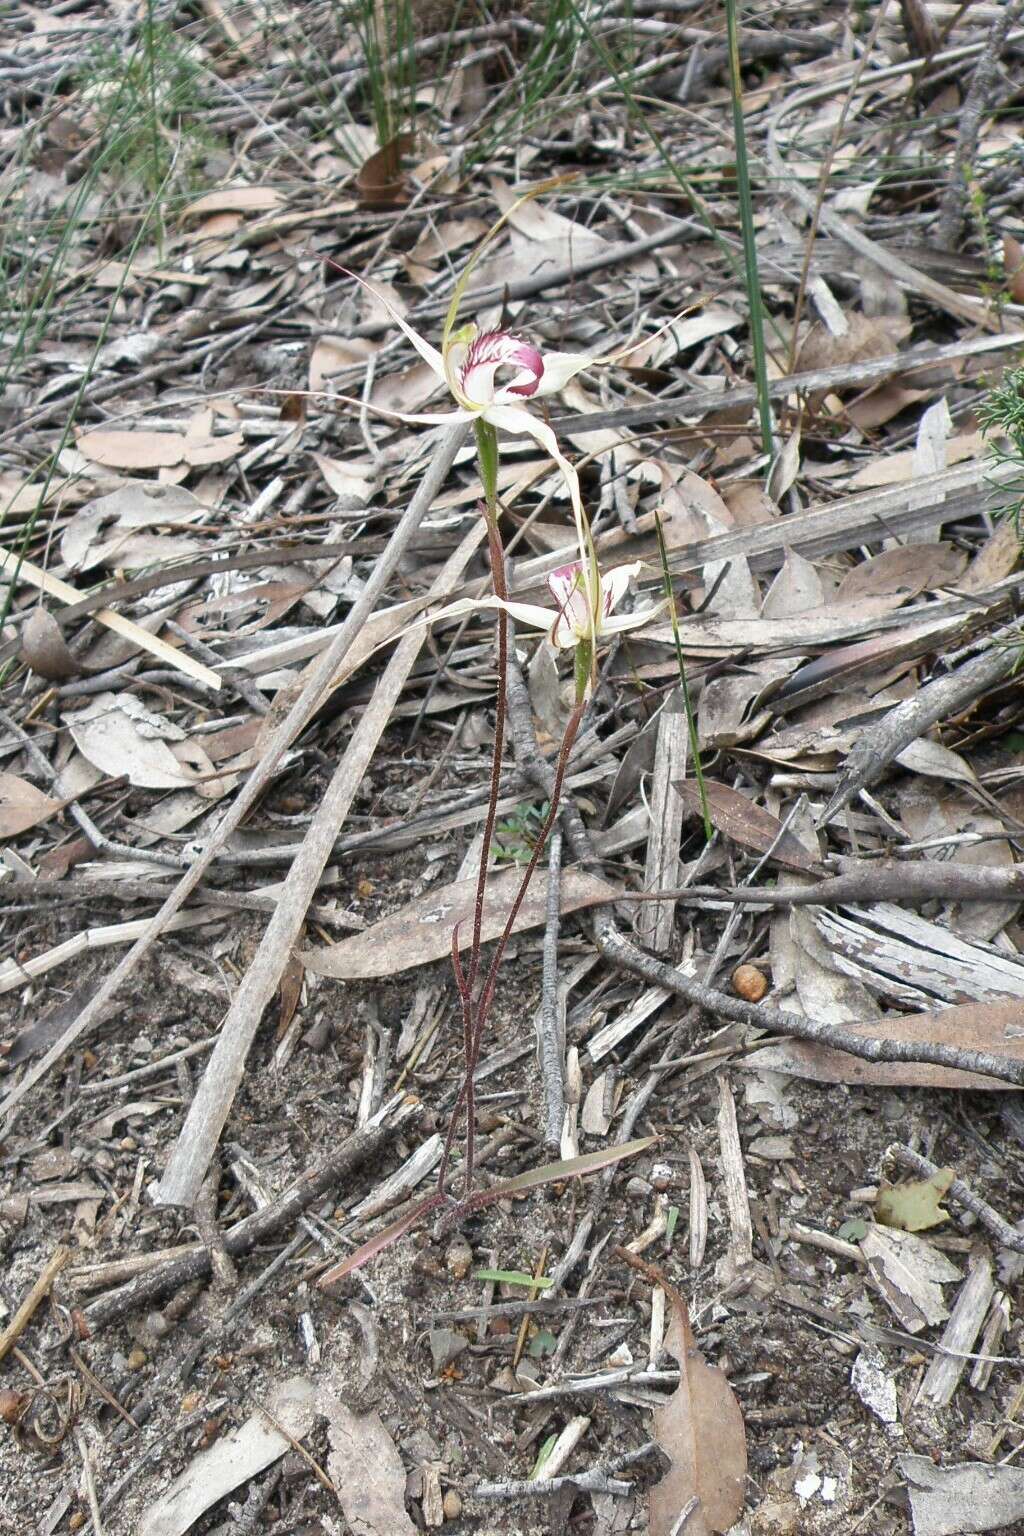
[349,0,418,150]
[979,362,1024,541]
[80,11,213,201]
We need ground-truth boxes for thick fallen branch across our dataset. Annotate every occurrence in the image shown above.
[616,864,1024,909]
[818,629,1020,825]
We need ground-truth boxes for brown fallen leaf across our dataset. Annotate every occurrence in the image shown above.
[796,312,912,373]
[21,607,81,680]
[0,773,62,839]
[301,866,618,979]
[356,132,415,207]
[180,185,284,219]
[76,429,243,471]
[834,542,967,604]
[645,1268,747,1535]
[742,999,1024,1090]
[674,780,822,875]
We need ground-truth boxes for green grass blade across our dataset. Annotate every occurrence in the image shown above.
[654,509,711,841]
[724,0,774,457]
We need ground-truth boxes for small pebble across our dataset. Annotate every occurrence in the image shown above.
[732,964,768,1003]
[649,1162,673,1190]
[127,1347,147,1371]
[443,1490,462,1521]
[445,1236,472,1280]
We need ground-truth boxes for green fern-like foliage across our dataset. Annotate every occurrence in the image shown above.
[979,364,1024,542]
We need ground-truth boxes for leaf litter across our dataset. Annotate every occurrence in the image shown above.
[2,3,1024,1534]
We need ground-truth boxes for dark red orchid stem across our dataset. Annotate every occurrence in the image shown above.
[436,509,508,1200]
[459,696,586,1199]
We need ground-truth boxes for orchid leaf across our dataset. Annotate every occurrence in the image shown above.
[316,1192,444,1287]
[473,1268,554,1289]
[469,1138,657,1205]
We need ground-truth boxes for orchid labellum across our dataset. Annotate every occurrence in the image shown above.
[418,559,660,697]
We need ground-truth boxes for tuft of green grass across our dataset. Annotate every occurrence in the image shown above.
[723,0,773,458]
[349,0,418,151]
[81,11,213,203]
[979,362,1024,541]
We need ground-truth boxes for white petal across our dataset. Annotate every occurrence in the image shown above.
[530,350,596,398]
[601,562,642,613]
[325,391,473,428]
[483,403,585,528]
[416,595,557,632]
[342,268,446,379]
[600,604,664,635]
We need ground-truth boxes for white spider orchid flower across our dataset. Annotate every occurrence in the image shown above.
[341,268,607,543]
[413,560,658,672]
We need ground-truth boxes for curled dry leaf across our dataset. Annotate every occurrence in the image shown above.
[356,132,416,207]
[649,1275,747,1536]
[21,607,81,680]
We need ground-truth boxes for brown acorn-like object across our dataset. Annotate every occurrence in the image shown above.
[0,1387,27,1425]
[732,964,768,1003]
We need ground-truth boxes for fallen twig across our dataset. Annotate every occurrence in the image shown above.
[474,1441,659,1500]
[0,1244,70,1363]
[616,863,1024,908]
[818,629,1020,826]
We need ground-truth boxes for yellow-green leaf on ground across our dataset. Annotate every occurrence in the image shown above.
[876,1168,954,1233]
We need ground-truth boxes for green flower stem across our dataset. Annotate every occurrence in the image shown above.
[654,510,712,841]
[474,417,500,520]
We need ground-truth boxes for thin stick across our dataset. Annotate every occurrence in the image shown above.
[539,827,565,1151]
[0,421,469,1133]
[85,1100,415,1328]
[0,1244,70,1362]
